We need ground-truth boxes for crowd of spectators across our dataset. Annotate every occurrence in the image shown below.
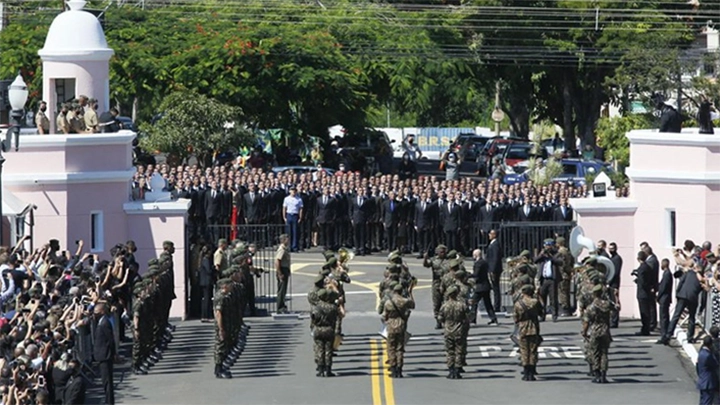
[0,236,141,405]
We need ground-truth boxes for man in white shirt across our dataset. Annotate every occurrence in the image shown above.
[283,187,304,252]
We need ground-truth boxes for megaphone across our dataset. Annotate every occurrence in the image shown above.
[570,226,596,258]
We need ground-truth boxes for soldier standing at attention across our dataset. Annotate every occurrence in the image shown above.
[35,101,50,134]
[514,284,542,381]
[383,284,415,378]
[424,245,448,329]
[214,279,232,379]
[214,239,229,280]
[276,234,291,313]
[56,103,70,134]
[84,98,99,133]
[556,237,575,316]
[438,285,468,379]
[312,289,339,377]
[582,284,615,384]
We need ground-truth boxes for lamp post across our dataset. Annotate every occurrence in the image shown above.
[0,72,28,246]
[491,80,505,136]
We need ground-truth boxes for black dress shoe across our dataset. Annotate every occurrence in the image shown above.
[488,319,498,325]
[634,331,650,336]
[435,322,442,330]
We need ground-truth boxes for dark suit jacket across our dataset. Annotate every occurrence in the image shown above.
[243,192,261,223]
[479,204,496,232]
[351,196,373,224]
[63,374,86,405]
[657,269,673,305]
[609,252,623,289]
[316,195,336,224]
[635,262,654,300]
[486,239,502,274]
[676,270,703,303]
[414,201,432,230]
[534,252,564,280]
[381,199,400,227]
[697,347,719,391]
[442,202,461,232]
[552,204,573,222]
[646,254,660,291]
[461,201,480,228]
[204,188,222,220]
[199,256,214,287]
[472,258,491,293]
[516,204,537,222]
[93,315,116,362]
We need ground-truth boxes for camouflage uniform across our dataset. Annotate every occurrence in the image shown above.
[312,289,339,377]
[382,285,415,378]
[583,286,614,383]
[557,245,575,314]
[214,279,231,378]
[438,285,467,379]
[513,285,542,381]
[423,246,448,326]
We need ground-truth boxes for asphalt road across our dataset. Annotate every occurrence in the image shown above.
[114,252,697,405]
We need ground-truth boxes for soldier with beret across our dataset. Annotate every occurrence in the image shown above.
[582,284,615,383]
[214,279,233,379]
[556,236,575,316]
[424,244,448,329]
[382,283,415,378]
[312,289,339,377]
[514,284,542,381]
[439,284,469,379]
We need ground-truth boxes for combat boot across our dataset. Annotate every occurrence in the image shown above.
[600,371,608,384]
[446,367,455,379]
[325,366,336,377]
[220,368,233,379]
[389,366,397,378]
[133,366,147,375]
[528,365,537,381]
[586,364,594,377]
[214,364,223,378]
[521,366,529,381]
[592,370,601,383]
[435,321,442,330]
[454,368,462,379]
[316,365,324,377]
[396,367,403,378]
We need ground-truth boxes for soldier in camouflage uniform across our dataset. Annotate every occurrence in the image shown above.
[440,259,461,300]
[423,245,448,329]
[132,279,150,375]
[438,284,468,379]
[312,289,339,377]
[214,279,233,379]
[556,237,575,316]
[382,284,415,378]
[582,284,615,384]
[514,284,543,381]
[453,270,473,370]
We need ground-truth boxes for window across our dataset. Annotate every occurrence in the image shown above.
[667,209,676,248]
[90,211,104,252]
[562,164,577,176]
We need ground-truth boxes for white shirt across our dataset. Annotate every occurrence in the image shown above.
[542,260,553,279]
[283,195,303,215]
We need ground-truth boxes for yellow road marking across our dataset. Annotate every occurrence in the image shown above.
[369,340,383,405]
[381,340,396,405]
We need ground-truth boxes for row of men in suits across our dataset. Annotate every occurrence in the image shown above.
[132,164,578,252]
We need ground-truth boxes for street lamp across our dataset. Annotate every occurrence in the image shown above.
[0,72,28,246]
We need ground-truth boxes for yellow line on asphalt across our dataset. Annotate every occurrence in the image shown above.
[369,340,383,405]
[381,341,396,405]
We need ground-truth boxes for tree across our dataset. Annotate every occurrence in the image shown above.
[139,91,254,167]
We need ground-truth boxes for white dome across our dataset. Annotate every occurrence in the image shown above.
[38,0,113,61]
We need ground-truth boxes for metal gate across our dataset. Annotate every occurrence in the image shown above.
[471,221,575,311]
[207,224,290,314]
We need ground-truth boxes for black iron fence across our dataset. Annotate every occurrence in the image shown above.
[206,224,291,314]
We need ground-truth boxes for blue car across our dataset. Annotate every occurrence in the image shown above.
[504,158,614,187]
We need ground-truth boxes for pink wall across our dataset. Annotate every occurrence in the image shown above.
[126,213,188,320]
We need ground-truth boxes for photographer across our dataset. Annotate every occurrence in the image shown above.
[534,239,563,322]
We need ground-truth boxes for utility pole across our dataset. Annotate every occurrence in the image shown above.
[491,80,504,136]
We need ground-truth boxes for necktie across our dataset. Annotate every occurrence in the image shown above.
[212,190,216,199]
[525,206,529,216]
[358,197,362,206]
[448,203,452,213]
[562,207,566,217]
[323,196,327,205]
[422,202,426,212]
[251,193,255,202]
[391,201,394,212]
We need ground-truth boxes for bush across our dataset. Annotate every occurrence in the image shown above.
[595,114,655,169]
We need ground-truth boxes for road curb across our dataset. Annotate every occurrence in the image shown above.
[674,327,698,364]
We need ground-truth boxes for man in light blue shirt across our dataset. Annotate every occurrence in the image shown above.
[283,187,304,252]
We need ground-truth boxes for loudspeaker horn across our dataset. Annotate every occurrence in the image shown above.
[569,226,596,258]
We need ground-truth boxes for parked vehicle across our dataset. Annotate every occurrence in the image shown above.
[503,158,614,187]
[502,142,548,174]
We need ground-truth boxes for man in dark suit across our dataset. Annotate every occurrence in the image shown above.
[204,180,222,242]
[381,191,400,252]
[661,262,704,344]
[351,188,373,255]
[697,336,719,405]
[460,195,479,256]
[443,195,461,252]
[471,248,498,325]
[63,359,86,405]
[93,303,116,405]
[316,187,336,250]
[535,239,564,322]
[641,243,660,331]
[485,229,503,312]
[478,198,497,246]
[608,242,623,328]
[414,191,433,258]
[243,183,261,224]
[634,250,654,336]
[656,258,673,344]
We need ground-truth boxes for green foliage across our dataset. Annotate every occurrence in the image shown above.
[526,156,563,186]
[139,91,254,167]
[595,114,654,169]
